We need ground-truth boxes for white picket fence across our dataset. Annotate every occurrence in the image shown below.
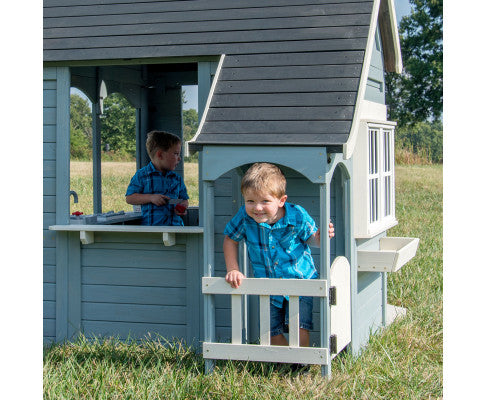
[202,277,330,365]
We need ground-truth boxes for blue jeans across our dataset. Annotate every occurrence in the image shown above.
[270,296,314,337]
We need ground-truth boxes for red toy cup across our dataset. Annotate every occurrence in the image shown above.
[175,203,187,214]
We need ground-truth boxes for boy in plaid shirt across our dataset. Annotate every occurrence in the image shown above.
[224,163,334,348]
[126,130,189,225]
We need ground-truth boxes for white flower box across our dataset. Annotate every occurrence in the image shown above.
[357,237,419,273]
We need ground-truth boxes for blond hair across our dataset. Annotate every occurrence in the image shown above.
[146,130,181,161]
[241,163,286,198]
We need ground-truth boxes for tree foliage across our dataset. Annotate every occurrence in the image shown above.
[183,108,199,161]
[70,91,200,161]
[386,0,443,127]
[100,93,136,157]
[396,121,443,163]
[70,93,92,159]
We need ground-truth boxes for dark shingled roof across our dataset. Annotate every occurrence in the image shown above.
[44,0,377,148]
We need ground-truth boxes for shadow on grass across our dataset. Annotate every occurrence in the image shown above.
[44,333,204,373]
[44,333,334,379]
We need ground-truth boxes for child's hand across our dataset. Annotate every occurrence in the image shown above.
[174,200,189,216]
[150,194,169,206]
[308,221,334,247]
[328,221,335,238]
[225,269,245,289]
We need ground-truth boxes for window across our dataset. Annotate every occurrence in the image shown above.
[367,124,395,227]
[354,121,397,238]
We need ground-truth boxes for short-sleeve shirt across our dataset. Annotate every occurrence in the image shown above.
[224,202,318,308]
[125,162,189,226]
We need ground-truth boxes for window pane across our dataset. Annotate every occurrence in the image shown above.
[385,175,391,216]
[369,177,379,223]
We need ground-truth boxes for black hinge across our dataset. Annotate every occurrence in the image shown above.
[329,286,337,306]
[330,334,337,354]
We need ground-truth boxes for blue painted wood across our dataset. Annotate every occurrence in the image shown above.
[82,267,186,287]
[82,321,186,341]
[357,271,382,298]
[82,285,186,306]
[55,67,70,225]
[186,234,203,348]
[44,283,56,302]
[68,232,82,339]
[355,291,382,333]
[81,248,186,269]
[82,303,186,324]
[319,181,331,377]
[92,100,102,214]
[381,272,387,326]
[44,125,56,142]
[202,180,216,372]
[44,265,56,283]
[55,232,68,341]
[365,25,386,104]
[202,145,328,183]
[43,143,56,160]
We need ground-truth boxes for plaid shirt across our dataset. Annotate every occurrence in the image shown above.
[126,162,189,226]
[224,203,318,308]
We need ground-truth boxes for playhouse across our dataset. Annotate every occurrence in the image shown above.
[44,0,419,376]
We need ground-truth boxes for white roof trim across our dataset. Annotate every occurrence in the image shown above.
[343,0,382,160]
[381,0,403,73]
[186,54,225,156]
[343,0,402,159]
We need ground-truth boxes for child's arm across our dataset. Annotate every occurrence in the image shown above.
[223,236,245,288]
[306,221,335,247]
[126,193,169,206]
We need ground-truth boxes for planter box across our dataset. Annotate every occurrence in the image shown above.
[357,237,419,272]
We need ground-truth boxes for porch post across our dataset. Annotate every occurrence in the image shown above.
[320,181,331,377]
[203,179,215,373]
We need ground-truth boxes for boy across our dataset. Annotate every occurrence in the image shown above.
[126,130,189,226]
[224,163,334,348]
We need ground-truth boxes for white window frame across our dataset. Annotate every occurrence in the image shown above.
[354,120,397,238]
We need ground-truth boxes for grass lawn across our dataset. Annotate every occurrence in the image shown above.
[46,163,443,399]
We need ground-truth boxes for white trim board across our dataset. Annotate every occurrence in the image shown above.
[186,54,225,156]
[203,343,329,365]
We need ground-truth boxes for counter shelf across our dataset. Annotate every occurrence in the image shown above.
[49,224,204,246]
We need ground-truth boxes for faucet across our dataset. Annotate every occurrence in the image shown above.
[70,190,79,203]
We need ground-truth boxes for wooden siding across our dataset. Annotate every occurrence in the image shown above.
[43,68,58,343]
[44,0,375,147]
[47,231,205,344]
[364,25,386,104]
[353,235,385,350]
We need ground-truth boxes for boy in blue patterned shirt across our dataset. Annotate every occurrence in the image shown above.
[126,130,189,226]
[224,163,334,348]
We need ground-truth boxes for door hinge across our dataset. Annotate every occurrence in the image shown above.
[330,334,337,354]
[329,286,337,306]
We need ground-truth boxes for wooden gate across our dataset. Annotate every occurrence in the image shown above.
[202,277,330,366]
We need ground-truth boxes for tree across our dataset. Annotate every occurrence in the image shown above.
[183,108,199,142]
[183,108,199,161]
[70,93,92,159]
[99,93,136,157]
[386,0,443,127]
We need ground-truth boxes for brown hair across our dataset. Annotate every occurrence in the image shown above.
[146,130,181,160]
[241,163,286,198]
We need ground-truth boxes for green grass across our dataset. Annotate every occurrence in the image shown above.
[48,164,443,399]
